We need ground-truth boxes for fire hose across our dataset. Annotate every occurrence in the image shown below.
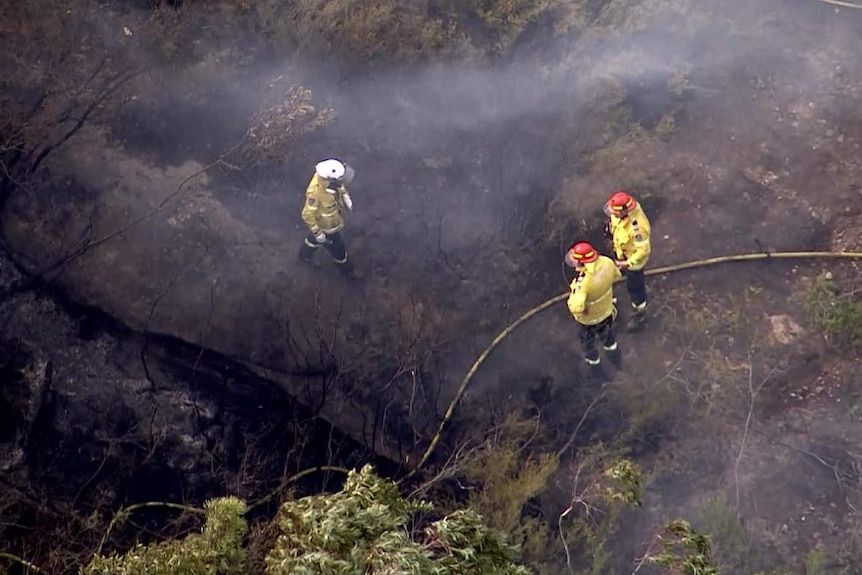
[816,0,862,8]
[401,250,862,481]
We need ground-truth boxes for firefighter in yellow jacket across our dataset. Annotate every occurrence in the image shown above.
[565,241,623,367]
[299,158,355,275]
[604,190,651,331]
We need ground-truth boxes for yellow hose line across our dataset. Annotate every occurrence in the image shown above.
[401,250,862,481]
[815,0,862,8]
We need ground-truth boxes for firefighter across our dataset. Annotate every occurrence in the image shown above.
[299,158,356,276]
[565,241,622,368]
[604,190,651,331]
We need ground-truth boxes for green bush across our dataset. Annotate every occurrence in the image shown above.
[78,467,530,575]
[796,274,862,346]
[265,464,530,575]
[83,498,248,575]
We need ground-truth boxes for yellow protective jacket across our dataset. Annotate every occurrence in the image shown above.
[609,204,652,271]
[567,255,622,325]
[301,173,350,235]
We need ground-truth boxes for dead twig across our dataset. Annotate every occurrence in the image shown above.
[247,466,350,511]
[0,551,43,574]
[734,358,777,518]
[556,387,607,460]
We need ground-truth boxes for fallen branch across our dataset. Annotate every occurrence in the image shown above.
[0,551,44,574]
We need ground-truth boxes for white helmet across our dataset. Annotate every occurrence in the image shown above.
[315,159,345,181]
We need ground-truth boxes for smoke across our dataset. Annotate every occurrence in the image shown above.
[8,0,862,449]
[5,2,862,570]
[8,0,858,330]
[22,0,855,334]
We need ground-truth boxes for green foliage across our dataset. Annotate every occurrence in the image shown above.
[455,415,646,575]
[459,415,559,570]
[804,549,828,575]
[82,497,248,575]
[647,520,719,575]
[78,467,530,575]
[463,426,559,533]
[602,458,643,507]
[795,273,862,346]
[696,498,750,571]
[562,454,645,575]
[265,464,531,575]
[428,509,532,575]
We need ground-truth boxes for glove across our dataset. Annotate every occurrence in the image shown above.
[314,231,327,243]
[342,193,353,211]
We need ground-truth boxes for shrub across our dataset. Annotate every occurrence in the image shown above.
[77,466,531,575]
[795,273,862,347]
[83,498,249,575]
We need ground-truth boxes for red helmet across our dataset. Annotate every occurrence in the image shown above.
[565,241,599,267]
[607,190,636,214]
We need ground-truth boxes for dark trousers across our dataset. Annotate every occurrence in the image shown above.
[579,314,617,363]
[626,268,647,309]
[299,231,348,264]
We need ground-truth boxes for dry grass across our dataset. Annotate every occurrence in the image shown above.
[223,0,589,61]
[233,0,469,62]
[466,0,588,51]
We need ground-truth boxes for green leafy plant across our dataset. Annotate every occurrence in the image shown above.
[458,414,560,572]
[602,458,643,507]
[83,497,249,575]
[796,274,862,346]
[265,464,531,575]
[804,549,828,575]
[71,466,531,575]
[644,520,719,575]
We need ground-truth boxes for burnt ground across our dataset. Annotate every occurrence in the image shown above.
[4,0,862,572]
[0,245,390,562]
